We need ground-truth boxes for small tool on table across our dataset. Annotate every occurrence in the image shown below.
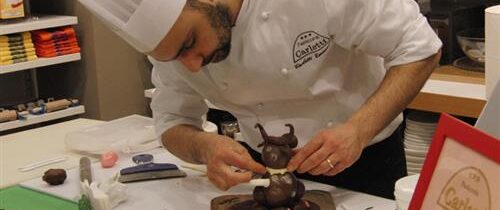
[18,156,67,172]
[118,154,187,183]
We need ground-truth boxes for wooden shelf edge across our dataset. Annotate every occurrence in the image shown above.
[408,92,486,118]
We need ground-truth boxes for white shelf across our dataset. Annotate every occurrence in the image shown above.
[421,79,487,101]
[0,105,85,132]
[0,15,77,35]
[0,53,81,74]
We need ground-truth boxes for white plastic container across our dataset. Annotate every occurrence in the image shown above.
[394,174,420,210]
[65,115,158,154]
[202,120,218,133]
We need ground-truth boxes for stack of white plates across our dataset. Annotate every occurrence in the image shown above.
[404,111,439,175]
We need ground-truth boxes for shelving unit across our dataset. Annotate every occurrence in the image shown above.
[0,15,84,131]
[0,105,85,132]
[0,53,81,74]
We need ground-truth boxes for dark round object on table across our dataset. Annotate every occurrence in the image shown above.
[132,154,154,164]
[42,168,67,185]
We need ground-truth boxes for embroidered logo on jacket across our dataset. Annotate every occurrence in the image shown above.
[293,31,331,69]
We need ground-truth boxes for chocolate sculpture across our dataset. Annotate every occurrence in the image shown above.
[250,124,319,210]
[219,124,331,210]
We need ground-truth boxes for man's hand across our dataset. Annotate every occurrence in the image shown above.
[287,51,441,177]
[162,124,266,191]
[203,135,267,190]
[287,123,367,176]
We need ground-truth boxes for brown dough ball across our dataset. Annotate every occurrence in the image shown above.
[42,168,67,185]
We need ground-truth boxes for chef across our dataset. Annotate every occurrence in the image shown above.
[80,0,442,199]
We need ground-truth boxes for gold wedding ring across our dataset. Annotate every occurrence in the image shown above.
[326,158,335,169]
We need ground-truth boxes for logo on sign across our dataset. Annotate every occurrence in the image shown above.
[293,31,331,69]
[438,167,491,210]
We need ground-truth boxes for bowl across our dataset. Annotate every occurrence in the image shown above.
[456,28,485,64]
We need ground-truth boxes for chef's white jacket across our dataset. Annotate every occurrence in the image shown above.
[150,0,442,151]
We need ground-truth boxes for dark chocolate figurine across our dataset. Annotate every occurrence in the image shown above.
[252,123,319,210]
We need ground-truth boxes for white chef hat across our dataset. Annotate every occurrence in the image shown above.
[79,0,187,53]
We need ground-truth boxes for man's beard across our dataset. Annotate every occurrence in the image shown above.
[189,1,233,66]
[202,41,231,66]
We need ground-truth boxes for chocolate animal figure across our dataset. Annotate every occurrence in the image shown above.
[256,123,298,169]
[253,123,306,208]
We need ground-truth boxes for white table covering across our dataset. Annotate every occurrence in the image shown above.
[22,148,395,210]
[0,119,103,188]
[1,118,395,210]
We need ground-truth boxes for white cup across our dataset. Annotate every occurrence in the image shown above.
[203,121,218,133]
[394,174,420,210]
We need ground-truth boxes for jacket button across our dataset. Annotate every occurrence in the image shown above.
[220,82,228,90]
[280,68,289,75]
[256,103,264,110]
[261,11,270,20]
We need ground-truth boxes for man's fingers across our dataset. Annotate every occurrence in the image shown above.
[207,163,254,190]
[308,161,330,175]
[288,138,323,171]
[207,171,229,190]
[309,155,339,175]
[223,166,254,184]
[225,151,266,174]
[325,161,347,176]
[205,141,268,191]
[206,158,233,190]
[296,147,332,173]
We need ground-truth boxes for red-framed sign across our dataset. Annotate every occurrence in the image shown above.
[409,113,499,210]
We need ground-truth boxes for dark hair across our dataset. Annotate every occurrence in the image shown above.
[185,0,233,29]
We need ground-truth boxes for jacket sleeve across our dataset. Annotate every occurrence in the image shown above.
[323,0,442,70]
[150,60,209,137]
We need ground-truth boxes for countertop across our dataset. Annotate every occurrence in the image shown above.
[20,148,396,210]
[0,118,103,188]
[0,118,396,210]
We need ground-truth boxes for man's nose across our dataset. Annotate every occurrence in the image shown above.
[178,52,203,72]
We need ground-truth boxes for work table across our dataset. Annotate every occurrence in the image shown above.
[0,119,396,210]
[0,118,104,189]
